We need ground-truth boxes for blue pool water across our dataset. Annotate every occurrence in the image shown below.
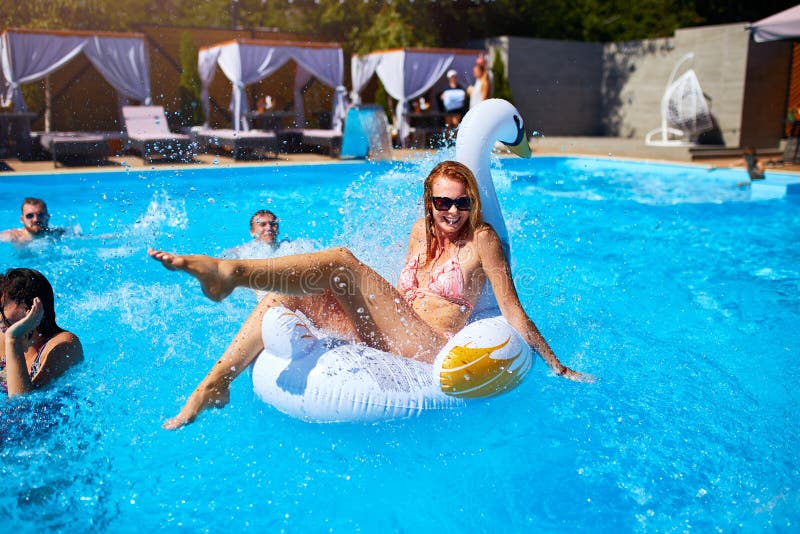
[1,155,798,531]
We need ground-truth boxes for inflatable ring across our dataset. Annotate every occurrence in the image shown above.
[252,99,535,422]
[251,306,533,422]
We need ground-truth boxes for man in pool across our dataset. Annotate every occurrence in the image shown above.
[248,209,281,247]
[0,198,66,244]
[733,146,766,187]
[224,209,288,260]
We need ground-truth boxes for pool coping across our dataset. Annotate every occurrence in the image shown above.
[4,149,800,198]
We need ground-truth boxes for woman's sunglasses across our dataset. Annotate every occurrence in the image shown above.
[431,196,472,211]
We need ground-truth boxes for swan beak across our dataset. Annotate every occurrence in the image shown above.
[506,136,531,159]
[503,113,532,158]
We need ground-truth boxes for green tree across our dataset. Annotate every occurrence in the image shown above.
[176,32,204,128]
[491,49,512,103]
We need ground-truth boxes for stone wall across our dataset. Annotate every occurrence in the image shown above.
[487,36,604,137]
[486,23,792,149]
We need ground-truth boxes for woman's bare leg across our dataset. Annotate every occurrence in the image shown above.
[163,293,275,429]
[149,247,447,360]
[163,291,357,430]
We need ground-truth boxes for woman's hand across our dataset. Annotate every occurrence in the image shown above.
[5,297,44,348]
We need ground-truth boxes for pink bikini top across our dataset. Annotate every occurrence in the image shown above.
[398,247,473,310]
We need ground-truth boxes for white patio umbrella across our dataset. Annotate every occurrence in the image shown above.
[749,4,800,42]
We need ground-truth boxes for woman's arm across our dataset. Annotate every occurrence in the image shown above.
[405,219,426,257]
[4,298,43,396]
[4,298,83,396]
[480,75,490,100]
[476,228,594,382]
[398,219,426,283]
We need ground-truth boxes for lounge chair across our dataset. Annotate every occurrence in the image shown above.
[36,131,121,167]
[299,129,343,157]
[122,106,195,163]
[194,128,278,160]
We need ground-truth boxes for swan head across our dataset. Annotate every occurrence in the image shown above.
[456,98,531,165]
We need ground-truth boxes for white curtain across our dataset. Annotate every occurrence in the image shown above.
[292,63,314,127]
[216,42,293,131]
[375,50,454,145]
[202,41,345,132]
[351,50,481,145]
[332,86,348,131]
[84,35,151,104]
[198,46,222,127]
[0,30,151,111]
[292,46,345,131]
[350,53,383,103]
[448,54,479,87]
[0,31,86,109]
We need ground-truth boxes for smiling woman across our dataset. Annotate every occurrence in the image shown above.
[0,268,84,397]
[147,101,594,428]
[149,147,593,427]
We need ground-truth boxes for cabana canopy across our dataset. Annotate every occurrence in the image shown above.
[351,47,481,143]
[749,4,800,42]
[0,28,151,110]
[198,38,346,132]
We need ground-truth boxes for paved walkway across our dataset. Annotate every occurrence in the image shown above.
[2,138,800,176]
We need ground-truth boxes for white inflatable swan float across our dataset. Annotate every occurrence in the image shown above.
[252,99,533,422]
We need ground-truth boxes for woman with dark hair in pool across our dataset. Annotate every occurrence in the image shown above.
[150,161,594,428]
[0,268,83,397]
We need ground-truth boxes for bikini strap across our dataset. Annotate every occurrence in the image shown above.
[29,340,48,379]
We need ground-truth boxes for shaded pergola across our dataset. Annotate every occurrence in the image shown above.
[0,28,151,124]
[351,47,481,144]
[198,38,346,132]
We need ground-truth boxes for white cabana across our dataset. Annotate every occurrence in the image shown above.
[750,4,800,42]
[198,38,346,132]
[351,47,481,145]
[0,28,151,112]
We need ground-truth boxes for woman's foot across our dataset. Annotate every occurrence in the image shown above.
[148,249,234,301]
[162,382,231,430]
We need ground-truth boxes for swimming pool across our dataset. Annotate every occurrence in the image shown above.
[1,155,798,531]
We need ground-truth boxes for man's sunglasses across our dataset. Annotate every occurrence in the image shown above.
[24,212,48,219]
[431,196,472,211]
